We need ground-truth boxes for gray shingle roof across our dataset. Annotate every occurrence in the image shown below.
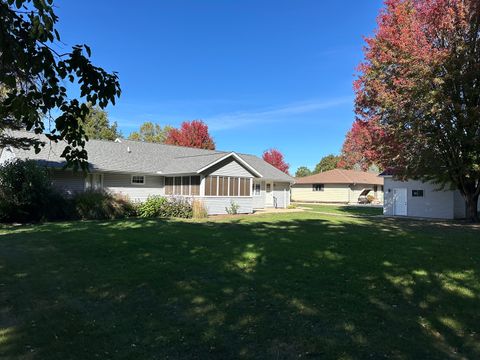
[7,131,294,183]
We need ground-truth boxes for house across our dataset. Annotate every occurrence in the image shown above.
[381,172,479,220]
[291,169,383,204]
[0,131,294,215]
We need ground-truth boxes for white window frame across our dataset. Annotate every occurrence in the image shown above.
[131,175,146,185]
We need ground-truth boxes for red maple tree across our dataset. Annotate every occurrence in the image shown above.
[339,119,384,171]
[165,120,215,150]
[354,0,480,221]
[262,149,289,174]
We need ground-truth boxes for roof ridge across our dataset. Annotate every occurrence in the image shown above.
[174,152,228,159]
[12,129,226,154]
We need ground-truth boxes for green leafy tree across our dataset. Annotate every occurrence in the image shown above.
[295,166,312,178]
[128,122,172,143]
[0,0,121,169]
[314,154,340,173]
[82,104,121,141]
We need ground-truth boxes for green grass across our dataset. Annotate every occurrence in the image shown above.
[298,203,384,216]
[0,212,479,359]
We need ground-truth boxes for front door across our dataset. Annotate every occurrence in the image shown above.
[265,182,274,207]
[393,188,407,216]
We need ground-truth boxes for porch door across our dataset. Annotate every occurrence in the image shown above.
[393,188,407,216]
[265,182,274,207]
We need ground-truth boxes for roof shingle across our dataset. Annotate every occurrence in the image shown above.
[294,169,383,185]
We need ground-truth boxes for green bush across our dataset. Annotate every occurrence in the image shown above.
[163,197,193,218]
[73,190,135,220]
[0,159,64,223]
[137,196,167,218]
[225,200,240,215]
[137,196,193,219]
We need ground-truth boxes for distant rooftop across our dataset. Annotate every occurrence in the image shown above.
[295,169,383,185]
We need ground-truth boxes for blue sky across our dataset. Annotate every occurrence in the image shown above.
[55,0,383,172]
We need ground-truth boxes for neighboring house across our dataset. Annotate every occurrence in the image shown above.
[291,169,384,204]
[381,172,479,220]
[1,131,294,215]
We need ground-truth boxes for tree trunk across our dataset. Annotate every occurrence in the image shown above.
[465,193,479,223]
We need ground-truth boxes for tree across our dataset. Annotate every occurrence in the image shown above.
[314,154,341,173]
[82,104,121,141]
[355,0,480,221]
[128,122,171,143]
[339,120,383,171]
[165,120,215,150]
[295,166,312,178]
[262,149,289,174]
[0,0,121,169]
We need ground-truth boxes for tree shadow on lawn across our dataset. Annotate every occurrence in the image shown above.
[0,216,479,359]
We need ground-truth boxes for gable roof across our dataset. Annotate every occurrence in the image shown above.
[295,169,383,185]
[6,131,294,182]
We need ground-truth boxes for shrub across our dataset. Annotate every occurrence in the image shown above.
[288,204,297,209]
[73,190,135,220]
[0,159,60,222]
[162,197,193,218]
[192,199,208,219]
[225,200,240,215]
[137,196,167,218]
[366,194,375,204]
[137,196,193,219]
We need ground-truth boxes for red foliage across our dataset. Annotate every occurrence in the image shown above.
[262,149,290,174]
[165,120,215,150]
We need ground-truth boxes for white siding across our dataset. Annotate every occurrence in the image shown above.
[50,170,86,195]
[252,180,266,209]
[273,182,291,209]
[103,173,164,202]
[453,191,467,219]
[202,197,253,215]
[383,178,456,219]
[205,158,254,178]
[0,147,16,164]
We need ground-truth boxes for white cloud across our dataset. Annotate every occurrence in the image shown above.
[205,96,353,131]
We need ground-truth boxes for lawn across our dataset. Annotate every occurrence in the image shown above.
[0,212,479,359]
[297,203,384,216]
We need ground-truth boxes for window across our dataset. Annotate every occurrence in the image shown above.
[239,178,249,196]
[165,177,173,195]
[218,176,229,196]
[174,177,182,195]
[191,176,200,196]
[164,175,201,196]
[412,190,424,197]
[253,183,261,196]
[204,176,251,197]
[313,184,324,192]
[229,177,239,196]
[182,176,190,195]
[131,175,145,185]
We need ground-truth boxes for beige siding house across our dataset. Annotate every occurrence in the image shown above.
[291,169,384,204]
[1,131,294,215]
